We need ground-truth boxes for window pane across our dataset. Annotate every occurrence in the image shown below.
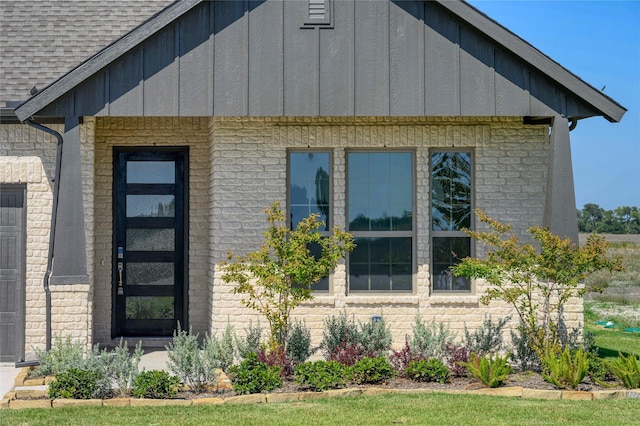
[432,237,471,291]
[126,297,174,319]
[127,195,175,218]
[126,229,175,251]
[126,263,174,286]
[431,152,471,231]
[289,152,330,230]
[127,161,175,184]
[349,237,412,292]
[348,152,412,232]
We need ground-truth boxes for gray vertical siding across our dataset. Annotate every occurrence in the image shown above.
[37,0,600,119]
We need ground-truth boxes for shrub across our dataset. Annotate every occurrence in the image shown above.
[229,352,282,394]
[236,320,263,360]
[605,352,640,389]
[104,339,143,397]
[166,325,206,392]
[444,343,470,378]
[464,315,510,355]
[588,354,616,385]
[321,310,362,364]
[48,368,99,399]
[410,316,453,361]
[509,325,541,372]
[405,359,451,384]
[33,335,85,377]
[352,356,395,385]
[358,316,393,358]
[166,325,219,393]
[542,346,589,390]
[460,353,513,388]
[286,320,312,364]
[203,324,236,372]
[258,344,294,377]
[390,338,423,374]
[294,360,349,391]
[131,370,180,399]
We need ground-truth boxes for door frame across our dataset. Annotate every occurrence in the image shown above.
[111,147,189,337]
[0,184,26,362]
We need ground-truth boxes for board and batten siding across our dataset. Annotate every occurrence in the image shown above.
[38,0,599,119]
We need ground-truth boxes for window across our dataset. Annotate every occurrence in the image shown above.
[431,151,473,292]
[347,152,414,292]
[288,151,331,292]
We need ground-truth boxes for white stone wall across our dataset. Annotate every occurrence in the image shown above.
[0,121,94,358]
[207,117,583,348]
[1,115,584,356]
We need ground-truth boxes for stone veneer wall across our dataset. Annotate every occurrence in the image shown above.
[1,115,585,356]
[93,117,211,344]
[0,120,94,358]
[208,117,584,348]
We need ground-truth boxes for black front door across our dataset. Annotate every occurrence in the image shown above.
[113,148,188,337]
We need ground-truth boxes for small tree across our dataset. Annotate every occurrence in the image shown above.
[221,202,354,350]
[451,210,622,361]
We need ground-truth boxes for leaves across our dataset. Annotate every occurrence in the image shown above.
[221,202,355,349]
[452,209,623,361]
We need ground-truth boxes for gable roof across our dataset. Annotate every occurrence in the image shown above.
[13,0,626,123]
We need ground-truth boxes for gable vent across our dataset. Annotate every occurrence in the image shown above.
[304,0,332,26]
[309,0,327,20]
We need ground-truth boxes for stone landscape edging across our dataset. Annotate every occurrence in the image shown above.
[3,368,639,410]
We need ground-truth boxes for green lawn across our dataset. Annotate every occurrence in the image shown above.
[584,302,640,359]
[2,393,640,426]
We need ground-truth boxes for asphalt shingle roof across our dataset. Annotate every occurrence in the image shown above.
[0,0,173,106]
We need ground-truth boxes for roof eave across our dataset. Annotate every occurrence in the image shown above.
[438,0,627,122]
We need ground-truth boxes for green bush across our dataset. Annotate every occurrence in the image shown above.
[229,352,282,394]
[33,336,85,377]
[605,352,640,389]
[236,320,263,360]
[320,310,361,362]
[464,315,510,355]
[102,339,143,397]
[203,324,236,372]
[410,316,453,361]
[509,325,540,372]
[352,356,395,385]
[286,320,312,364]
[166,325,220,393]
[460,353,512,388]
[131,370,180,399]
[542,346,589,389]
[358,316,393,358]
[48,368,99,399]
[294,360,349,391]
[587,354,615,385]
[405,359,451,384]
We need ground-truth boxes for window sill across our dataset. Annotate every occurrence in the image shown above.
[345,295,420,305]
[300,295,336,307]
[429,295,479,305]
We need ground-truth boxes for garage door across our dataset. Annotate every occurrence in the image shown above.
[0,185,25,362]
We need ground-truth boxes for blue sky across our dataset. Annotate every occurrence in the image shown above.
[467,0,640,211]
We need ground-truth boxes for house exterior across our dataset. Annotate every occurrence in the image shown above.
[0,0,626,363]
